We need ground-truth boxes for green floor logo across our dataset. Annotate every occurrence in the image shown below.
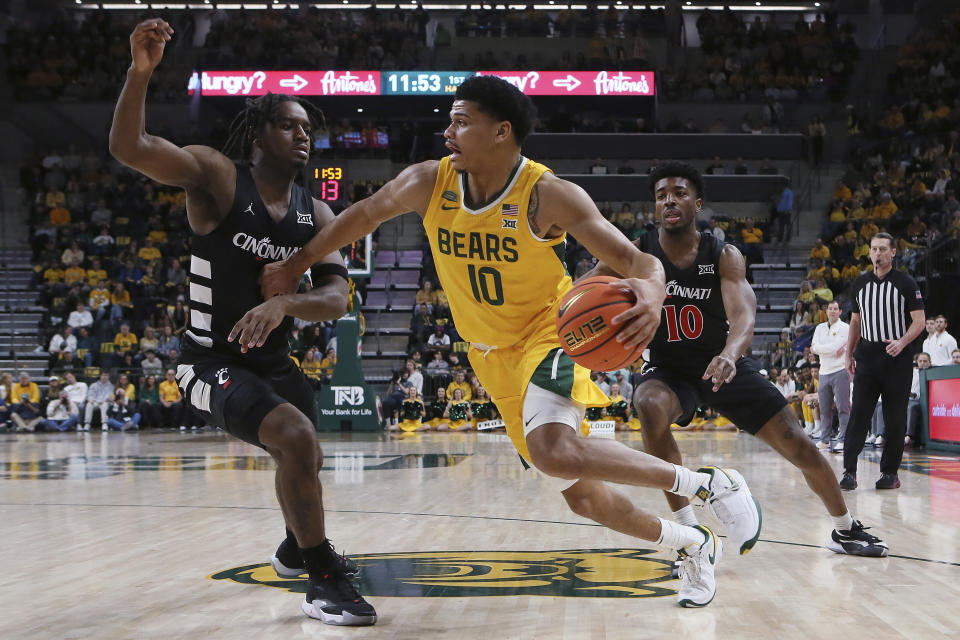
[210,549,677,598]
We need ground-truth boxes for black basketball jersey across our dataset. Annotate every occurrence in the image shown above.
[182,165,317,368]
[638,231,729,375]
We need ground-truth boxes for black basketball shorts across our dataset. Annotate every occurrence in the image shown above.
[175,354,316,449]
[637,357,787,435]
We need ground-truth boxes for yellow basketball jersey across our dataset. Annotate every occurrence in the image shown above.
[423,156,571,347]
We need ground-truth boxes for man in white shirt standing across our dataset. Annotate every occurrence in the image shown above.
[923,315,958,366]
[811,301,851,452]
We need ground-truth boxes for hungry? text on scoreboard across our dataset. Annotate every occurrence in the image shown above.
[187,70,655,97]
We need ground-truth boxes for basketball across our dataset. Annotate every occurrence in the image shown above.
[556,276,643,371]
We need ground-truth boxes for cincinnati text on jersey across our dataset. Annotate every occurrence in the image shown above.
[664,280,712,300]
[232,233,303,261]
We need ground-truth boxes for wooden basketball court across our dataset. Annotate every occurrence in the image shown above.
[2,429,958,639]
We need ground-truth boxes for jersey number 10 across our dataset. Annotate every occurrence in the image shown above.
[663,304,704,342]
[467,264,504,306]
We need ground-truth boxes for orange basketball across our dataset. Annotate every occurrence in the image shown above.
[556,276,643,371]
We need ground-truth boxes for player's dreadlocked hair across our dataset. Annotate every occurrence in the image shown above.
[222,93,326,163]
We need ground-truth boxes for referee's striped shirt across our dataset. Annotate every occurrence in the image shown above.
[850,270,924,343]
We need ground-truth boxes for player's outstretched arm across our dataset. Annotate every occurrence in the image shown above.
[228,200,350,353]
[702,244,755,392]
[261,161,439,299]
[109,19,232,227]
[538,176,665,350]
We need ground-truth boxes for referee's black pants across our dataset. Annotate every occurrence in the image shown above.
[843,343,913,476]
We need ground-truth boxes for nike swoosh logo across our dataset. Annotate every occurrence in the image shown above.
[524,411,541,427]
[440,204,459,210]
[558,290,589,318]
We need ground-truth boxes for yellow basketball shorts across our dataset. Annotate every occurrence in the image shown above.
[468,318,608,461]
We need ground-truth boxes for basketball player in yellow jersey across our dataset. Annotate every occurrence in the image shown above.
[243,76,762,607]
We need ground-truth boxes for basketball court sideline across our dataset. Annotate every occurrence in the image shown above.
[1,429,958,639]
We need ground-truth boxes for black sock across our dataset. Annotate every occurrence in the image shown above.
[300,539,337,577]
[285,527,297,546]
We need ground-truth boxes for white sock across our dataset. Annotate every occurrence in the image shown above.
[832,512,854,532]
[656,517,703,551]
[672,505,699,527]
[670,465,712,499]
[814,418,821,432]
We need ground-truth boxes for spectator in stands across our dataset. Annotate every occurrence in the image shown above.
[952,349,960,365]
[426,350,450,375]
[41,390,79,432]
[105,388,140,431]
[789,300,812,332]
[704,218,725,242]
[84,370,114,430]
[63,371,87,417]
[113,323,138,365]
[159,369,184,430]
[89,279,111,322]
[169,299,189,335]
[446,370,472,402]
[427,325,451,357]
[589,158,608,175]
[12,371,40,408]
[411,303,435,346]
[157,325,180,360]
[11,393,43,432]
[138,374,161,429]
[165,258,187,294]
[904,352,933,446]
[0,372,12,405]
[705,156,726,175]
[141,350,164,379]
[740,217,764,264]
[61,241,84,268]
[0,395,9,431]
[48,325,76,362]
[416,279,439,314]
[52,351,81,379]
[319,348,336,384]
[924,315,958,366]
[300,347,323,389]
[90,225,115,257]
[810,238,831,261]
[405,359,423,395]
[67,301,93,331]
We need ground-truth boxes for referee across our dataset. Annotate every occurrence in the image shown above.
[841,233,925,490]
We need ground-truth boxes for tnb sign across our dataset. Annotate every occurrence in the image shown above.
[332,386,365,406]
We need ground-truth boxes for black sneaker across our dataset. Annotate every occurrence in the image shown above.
[270,538,359,577]
[875,473,901,490]
[826,520,889,557]
[302,571,377,626]
[839,472,857,491]
[669,551,683,579]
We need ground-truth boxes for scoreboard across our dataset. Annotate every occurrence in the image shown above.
[188,70,655,97]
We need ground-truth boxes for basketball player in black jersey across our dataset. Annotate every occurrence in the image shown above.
[588,162,889,564]
[108,19,376,626]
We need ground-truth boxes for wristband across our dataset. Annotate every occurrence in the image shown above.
[718,354,738,368]
[310,263,349,284]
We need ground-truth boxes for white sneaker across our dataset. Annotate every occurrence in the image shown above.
[180,425,186,431]
[101,424,108,431]
[677,525,722,608]
[831,441,844,453]
[874,435,884,447]
[83,424,91,432]
[694,466,762,555]
[865,434,875,445]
